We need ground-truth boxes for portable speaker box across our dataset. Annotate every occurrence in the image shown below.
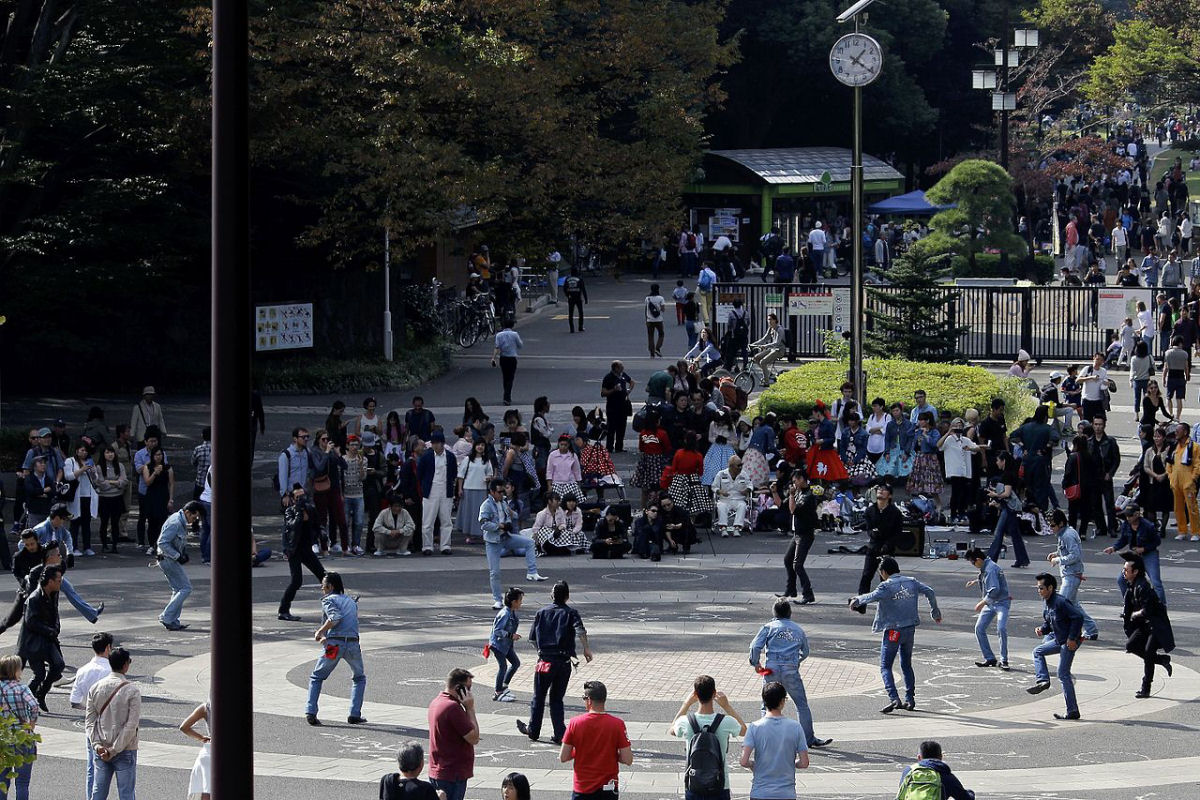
[894,520,925,557]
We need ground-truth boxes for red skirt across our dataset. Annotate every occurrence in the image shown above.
[807,447,849,482]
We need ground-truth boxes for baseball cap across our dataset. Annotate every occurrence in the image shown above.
[36,427,51,437]
[142,386,157,396]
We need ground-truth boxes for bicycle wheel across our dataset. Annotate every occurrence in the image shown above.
[457,318,479,349]
[733,370,755,394]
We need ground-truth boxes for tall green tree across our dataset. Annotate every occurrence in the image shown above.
[1083,20,1200,106]
[866,249,967,362]
[922,159,1026,270]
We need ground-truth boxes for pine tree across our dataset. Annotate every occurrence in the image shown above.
[865,247,969,362]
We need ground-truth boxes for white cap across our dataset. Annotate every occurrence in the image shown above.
[1016,349,1031,362]
[815,221,823,228]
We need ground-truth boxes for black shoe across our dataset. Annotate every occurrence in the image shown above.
[162,621,189,631]
[809,737,833,748]
[1027,681,1051,695]
[278,613,301,622]
[516,719,535,740]
[999,661,1010,671]
[1082,633,1099,641]
[1135,687,1152,699]
[550,736,563,746]
[795,597,815,605]
[650,553,661,562]
[1162,655,1173,677]
[36,696,49,713]
[1053,710,1081,720]
[880,699,900,714]
[975,659,997,668]
[94,602,105,620]
[902,699,915,711]
[422,549,433,556]
[347,716,367,724]
[306,713,322,726]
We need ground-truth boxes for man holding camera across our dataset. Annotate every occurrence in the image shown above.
[156,501,202,631]
[480,479,547,610]
[279,485,327,621]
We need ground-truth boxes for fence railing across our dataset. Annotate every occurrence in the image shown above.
[708,282,1187,363]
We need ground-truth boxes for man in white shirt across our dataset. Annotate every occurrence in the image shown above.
[807,222,826,280]
[546,251,561,304]
[74,632,114,799]
[86,647,141,800]
[713,456,752,537]
[1079,352,1109,423]
[1181,216,1193,255]
[1111,221,1128,268]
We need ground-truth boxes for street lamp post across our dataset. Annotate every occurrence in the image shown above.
[832,0,884,408]
[383,202,393,362]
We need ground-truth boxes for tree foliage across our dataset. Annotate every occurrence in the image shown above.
[865,249,967,362]
[252,0,735,268]
[1084,20,1200,106]
[922,159,1026,268]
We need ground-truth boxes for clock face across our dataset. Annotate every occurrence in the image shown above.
[829,33,883,87]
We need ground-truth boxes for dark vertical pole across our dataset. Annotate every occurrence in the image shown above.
[211,0,253,797]
[1000,2,1010,170]
[850,81,865,407]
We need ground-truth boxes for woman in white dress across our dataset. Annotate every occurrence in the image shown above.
[180,702,211,799]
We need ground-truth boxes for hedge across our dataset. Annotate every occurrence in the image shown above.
[951,253,1055,284]
[256,339,452,394]
[756,359,1039,432]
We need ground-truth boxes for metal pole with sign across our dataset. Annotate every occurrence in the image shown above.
[831,5,883,406]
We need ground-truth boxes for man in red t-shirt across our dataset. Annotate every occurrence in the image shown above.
[427,669,480,800]
[560,681,633,800]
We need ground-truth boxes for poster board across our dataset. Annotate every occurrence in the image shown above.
[787,292,834,316]
[255,303,314,351]
[1097,289,1151,331]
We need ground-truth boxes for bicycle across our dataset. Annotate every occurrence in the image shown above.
[730,347,781,393]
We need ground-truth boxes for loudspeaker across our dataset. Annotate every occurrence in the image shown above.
[894,521,925,557]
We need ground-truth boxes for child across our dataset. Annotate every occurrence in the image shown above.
[1104,332,1122,367]
[1118,317,1136,366]
[1061,364,1082,409]
[489,586,524,702]
[672,279,688,325]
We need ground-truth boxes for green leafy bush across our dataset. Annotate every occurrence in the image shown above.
[757,358,1038,432]
[0,711,39,790]
[951,253,1055,284]
[256,340,451,394]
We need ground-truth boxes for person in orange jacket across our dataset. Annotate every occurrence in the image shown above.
[1166,421,1200,541]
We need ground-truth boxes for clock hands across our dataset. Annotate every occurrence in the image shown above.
[849,50,866,68]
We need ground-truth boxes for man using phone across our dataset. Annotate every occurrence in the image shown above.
[428,669,480,800]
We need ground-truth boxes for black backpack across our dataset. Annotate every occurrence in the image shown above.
[684,712,726,793]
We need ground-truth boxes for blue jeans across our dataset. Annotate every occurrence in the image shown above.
[492,646,521,693]
[430,779,467,800]
[0,755,33,800]
[158,557,192,626]
[1033,635,1078,714]
[61,576,100,624]
[975,602,1010,663]
[89,749,136,800]
[486,535,538,604]
[306,640,366,718]
[87,744,96,800]
[344,497,364,548]
[987,507,1029,566]
[763,663,816,745]
[198,499,212,562]
[1132,378,1148,414]
[879,626,916,702]
[1059,573,1099,638]
[1117,550,1165,603]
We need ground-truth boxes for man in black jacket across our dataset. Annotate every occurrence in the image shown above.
[19,564,65,711]
[516,581,593,744]
[781,471,819,604]
[1122,554,1175,698]
[858,484,902,596]
[1087,418,1121,537]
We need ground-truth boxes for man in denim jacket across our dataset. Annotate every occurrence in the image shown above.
[1047,510,1099,639]
[749,599,833,749]
[1027,572,1084,720]
[965,548,1010,669]
[480,479,546,610]
[849,557,941,713]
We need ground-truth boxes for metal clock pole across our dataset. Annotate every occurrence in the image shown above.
[851,60,864,408]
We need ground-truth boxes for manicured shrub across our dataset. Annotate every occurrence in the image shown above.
[256,340,451,394]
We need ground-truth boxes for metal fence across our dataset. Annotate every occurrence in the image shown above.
[709,282,1187,363]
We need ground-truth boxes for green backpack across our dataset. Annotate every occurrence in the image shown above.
[896,764,942,800]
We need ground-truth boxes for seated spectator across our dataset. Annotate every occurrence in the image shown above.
[590,508,631,559]
[372,496,415,556]
[898,740,975,800]
[632,505,664,561]
[380,741,448,800]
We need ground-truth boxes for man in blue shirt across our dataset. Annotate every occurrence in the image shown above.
[1104,503,1165,604]
[1047,510,1099,639]
[749,600,832,748]
[306,571,367,726]
[1028,572,1085,720]
[490,320,524,406]
[908,390,937,425]
[516,581,592,745]
[849,557,942,713]
[156,501,202,631]
[965,548,1010,669]
[479,479,546,610]
[738,681,809,800]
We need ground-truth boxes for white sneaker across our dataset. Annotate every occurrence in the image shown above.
[720,530,729,538]
[83,549,96,557]
[732,530,742,538]
[526,573,548,582]
[492,601,503,610]
[374,550,386,557]
[350,546,364,556]
[1192,535,1200,542]
[145,546,155,556]
[331,544,343,554]
[72,549,83,557]
[397,551,411,557]
[497,690,516,702]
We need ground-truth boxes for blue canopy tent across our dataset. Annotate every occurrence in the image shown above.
[867,189,955,216]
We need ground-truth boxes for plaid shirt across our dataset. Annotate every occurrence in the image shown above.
[191,441,212,486]
[0,679,38,727]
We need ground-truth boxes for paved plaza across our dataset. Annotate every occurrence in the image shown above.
[5,277,1200,799]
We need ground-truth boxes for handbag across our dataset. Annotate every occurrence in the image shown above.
[1064,454,1082,501]
[313,474,332,492]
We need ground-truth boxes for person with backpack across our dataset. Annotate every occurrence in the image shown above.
[696,264,717,326]
[749,599,833,749]
[563,268,588,333]
[896,740,976,800]
[679,227,700,276]
[738,681,809,800]
[645,284,667,357]
[668,674,747,800]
